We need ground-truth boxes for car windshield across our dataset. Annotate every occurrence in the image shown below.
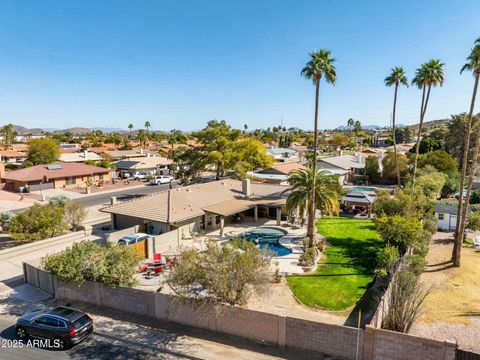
[122,236,135,241]
[72,315,91,330]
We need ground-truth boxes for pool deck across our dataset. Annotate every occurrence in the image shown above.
[206,219,307,274]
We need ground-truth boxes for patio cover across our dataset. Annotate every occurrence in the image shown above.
[342,191,375,205]
[201,199,255,217]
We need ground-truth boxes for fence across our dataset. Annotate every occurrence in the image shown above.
[23,262,458,360]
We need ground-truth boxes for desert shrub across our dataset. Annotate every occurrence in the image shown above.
[64,201,88,231]
[48,195,71,207]
[10,204,67,241]
[299,247,316,266]
[43,241,141,288]
[405,254,427,276]
[382,269,429,333]
[0,211,15,232]
[168,239,271,305]
[376,245,400,278]
[466,210,480,232]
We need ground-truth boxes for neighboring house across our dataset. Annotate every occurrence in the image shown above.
[101,179,288,237]
[104,149,155,161]
[384,143,415,155]
[0,150,27,166]
[114,156,173,176]
[1,163,110,192]
[60,143,82,152]
[435,204,461,232]
[317,154,365,184]
[59,150,103,163]
[290,144,309,161]
[266,147,299,163]
[249,162,305,184]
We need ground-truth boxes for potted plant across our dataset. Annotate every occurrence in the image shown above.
[299,247,316,272]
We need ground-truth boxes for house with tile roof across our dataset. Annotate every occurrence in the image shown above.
[1,163,110,192]
[101,179,289,237]
[249,162,305,184]
[317,154,366,184]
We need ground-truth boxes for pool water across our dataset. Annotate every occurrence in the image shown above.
[242,227,292,257]
[350,186,376,193]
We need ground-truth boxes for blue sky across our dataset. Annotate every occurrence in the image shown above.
[0,0,479,131]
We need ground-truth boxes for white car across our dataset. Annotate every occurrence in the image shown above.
[132,171,148,180]
[117,233,150,245]
[150,175,173,185]
[474,235,480,248]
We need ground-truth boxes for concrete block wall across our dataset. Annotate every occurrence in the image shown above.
[286,317,363,360]
[363,325,456,360]
[24,263,458,360]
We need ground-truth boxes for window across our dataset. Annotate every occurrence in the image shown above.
[99,173,104,180]
[35,316,59,327]
[65,177,76,185]
[438,213,444,220]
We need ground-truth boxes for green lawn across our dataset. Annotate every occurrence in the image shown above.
[287,217,382,311]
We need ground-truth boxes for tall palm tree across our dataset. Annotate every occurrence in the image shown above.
[411,59,445,185]
[384,67,409,186]
[347,118,354,130]
[453,38,480,267]
[285,169,341,233]
[128,123,133,134]
[301,50,337,247]
[144,121,151,132]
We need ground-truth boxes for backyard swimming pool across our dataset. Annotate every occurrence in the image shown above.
[242,227,292,257]
[349,186,377,193]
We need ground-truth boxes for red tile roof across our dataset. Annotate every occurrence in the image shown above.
[2,163,109,182]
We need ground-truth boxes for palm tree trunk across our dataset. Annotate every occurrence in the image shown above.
[411,85,429,186]
[452,72,480,266]
[392,83,401,186]
[308,79,320,248]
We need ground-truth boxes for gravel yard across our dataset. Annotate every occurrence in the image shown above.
[410,231,480,353]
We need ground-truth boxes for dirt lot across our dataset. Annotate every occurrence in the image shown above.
[410,232,480,353]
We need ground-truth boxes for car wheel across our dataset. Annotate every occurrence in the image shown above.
[15,326,28,340]
[54,337,68,350]
[118,241,126,246]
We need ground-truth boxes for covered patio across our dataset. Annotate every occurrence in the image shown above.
[201,199,286,237]
[341,191,375,218]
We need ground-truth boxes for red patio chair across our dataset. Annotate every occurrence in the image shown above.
[153,266,163,276]
[153,253,162,264]
[138,263,148,273]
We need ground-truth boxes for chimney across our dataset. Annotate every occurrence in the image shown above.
[83,149,88,159]
[356,153,363,164]
[110,196,117,205]
[242,178,251,197]
[140,148,144,155]
[0,162,5,179]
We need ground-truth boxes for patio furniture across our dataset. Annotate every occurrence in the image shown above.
[153,253,162,265]
[138,263,149,273]
[153,266,164,276]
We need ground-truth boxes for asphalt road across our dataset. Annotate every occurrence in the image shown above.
[0,315,186,360]
[75,182,178,208]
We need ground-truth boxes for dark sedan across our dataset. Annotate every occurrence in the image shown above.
[15,306,93,349]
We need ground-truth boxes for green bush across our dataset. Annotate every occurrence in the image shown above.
[422,215,438,235]
[376,245,400,278]
[43,241,142,288]
[10,204,67,241]
[405,254,427,276]
[375,215,423,254]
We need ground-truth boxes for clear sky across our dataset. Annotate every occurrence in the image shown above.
[0,0,479,131]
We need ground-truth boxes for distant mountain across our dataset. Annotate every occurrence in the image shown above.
[54,127,91,134]
[91,127,125,133]
[335,124,382,131]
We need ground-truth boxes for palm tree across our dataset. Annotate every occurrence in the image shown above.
[411,59,445,185]
[453,38,480,267]
[347,118,354,130]
[285,169,341,234]
[384,67,409,186]
[301,50,337,247]
[128,123,133,134]
[144,121,151,132]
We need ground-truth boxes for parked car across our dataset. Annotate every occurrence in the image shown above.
[117,233,149,245]
[120,170,131,179]
[474,234,480,248]
[150,175,173,185]
[132,171,148,180]
[15,306,93,350]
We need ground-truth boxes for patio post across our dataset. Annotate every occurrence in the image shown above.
[219,216,225,237]
[276,208,281,226]
[254,206,258,223]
